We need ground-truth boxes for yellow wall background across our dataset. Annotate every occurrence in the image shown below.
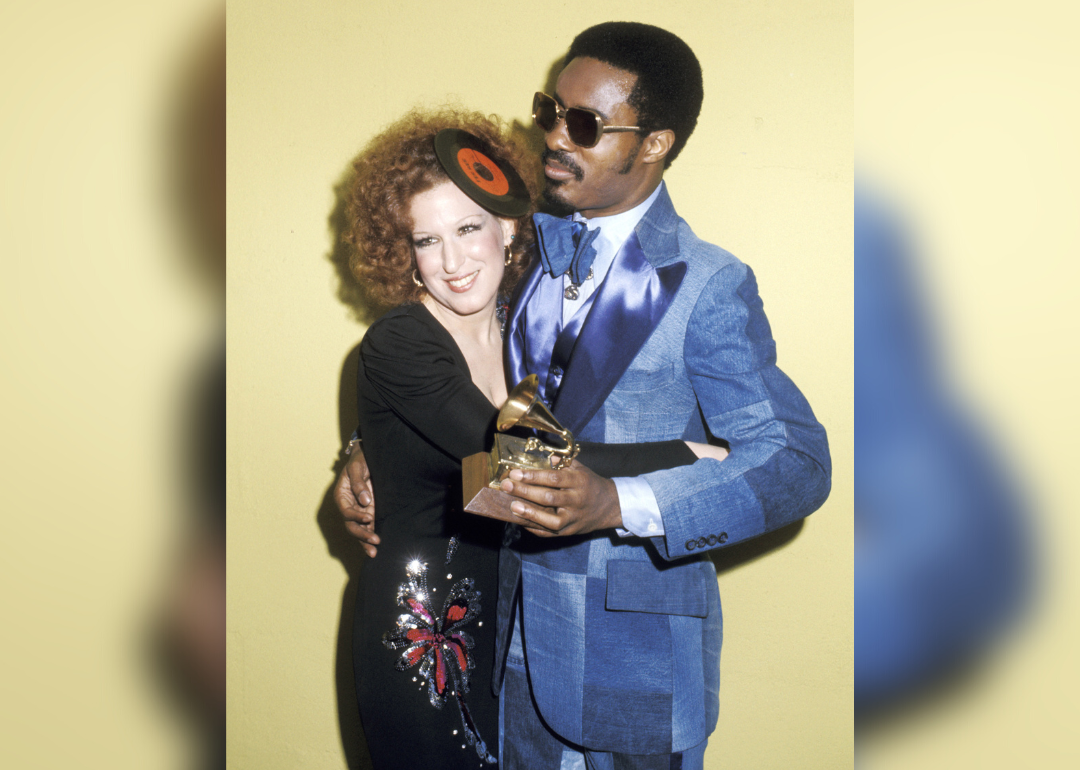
[3,2,221,769]
[228,1,852,768]
[857,2,1080,768]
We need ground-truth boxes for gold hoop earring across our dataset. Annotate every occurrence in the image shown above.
[504,244,513,266]
[412,269,423,289]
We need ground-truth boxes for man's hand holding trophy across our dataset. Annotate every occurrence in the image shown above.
[462,374,578,521]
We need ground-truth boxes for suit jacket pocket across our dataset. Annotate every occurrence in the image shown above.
[605,560,708,617]
[612,362,677,392]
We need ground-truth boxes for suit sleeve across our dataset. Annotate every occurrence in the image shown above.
[642,263,832,560]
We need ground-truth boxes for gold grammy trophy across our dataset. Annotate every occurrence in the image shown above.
[462,374,579,521]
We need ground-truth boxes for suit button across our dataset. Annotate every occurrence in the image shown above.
[696,537,707,548]
[707,534,718,546]
[551,365,563,376]
[718,532,728,544]
[685,539,696,551]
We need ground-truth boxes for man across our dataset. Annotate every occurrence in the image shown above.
[337,22,830,769]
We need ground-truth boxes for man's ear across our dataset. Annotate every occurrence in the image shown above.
[641,129,675,165]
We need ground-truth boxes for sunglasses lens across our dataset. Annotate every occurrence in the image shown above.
[532,93,603,147]
[533,94,557,132]
[565,109,601,148]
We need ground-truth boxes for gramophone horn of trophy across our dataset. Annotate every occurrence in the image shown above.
[462,374,580,521]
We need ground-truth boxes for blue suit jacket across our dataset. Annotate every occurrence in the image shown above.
[495,186,832,753]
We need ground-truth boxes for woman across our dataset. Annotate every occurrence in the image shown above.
[343,108,722,768]
[344,109,535,769]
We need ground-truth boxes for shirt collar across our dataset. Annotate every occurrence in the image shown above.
[572,181,664,242]
[572,182,664,280]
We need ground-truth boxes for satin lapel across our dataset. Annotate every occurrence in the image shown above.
[504,260,545,388]
[552,231,687,434]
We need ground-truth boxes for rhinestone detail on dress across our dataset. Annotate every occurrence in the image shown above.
[382,545,496,764]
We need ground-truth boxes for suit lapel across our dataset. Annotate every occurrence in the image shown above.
[552,188,687,434]
[504,259,545,388]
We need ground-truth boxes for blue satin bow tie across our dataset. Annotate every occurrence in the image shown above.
[533,212,601,286]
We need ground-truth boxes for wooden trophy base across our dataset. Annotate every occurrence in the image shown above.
[462,451,519,522]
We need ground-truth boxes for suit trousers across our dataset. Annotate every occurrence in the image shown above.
[498,606,707,770]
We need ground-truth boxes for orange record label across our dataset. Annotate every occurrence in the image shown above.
[457,148,509,196]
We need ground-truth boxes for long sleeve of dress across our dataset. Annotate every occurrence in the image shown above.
[360,309,499,460]
[360,307,695,476]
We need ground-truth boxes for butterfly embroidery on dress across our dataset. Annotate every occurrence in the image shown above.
[383,555,496,763]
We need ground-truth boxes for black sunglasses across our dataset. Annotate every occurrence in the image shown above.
[532,92,642,149]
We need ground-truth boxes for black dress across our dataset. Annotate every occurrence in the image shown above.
[352,303,695,769]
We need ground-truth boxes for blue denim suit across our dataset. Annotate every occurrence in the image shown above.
[496,186,832,754]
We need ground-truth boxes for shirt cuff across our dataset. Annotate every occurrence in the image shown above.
[612,476,665,538]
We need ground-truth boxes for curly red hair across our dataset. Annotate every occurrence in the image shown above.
[343,107,539,308]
